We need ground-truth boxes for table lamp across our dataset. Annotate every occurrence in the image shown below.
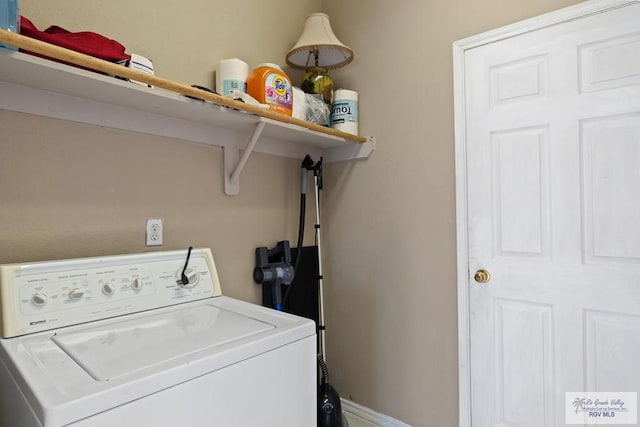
[286,13,353,106]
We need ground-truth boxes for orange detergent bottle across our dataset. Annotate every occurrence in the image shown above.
[246,63,293,116]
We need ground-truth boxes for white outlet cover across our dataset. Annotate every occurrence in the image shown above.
[146,218,163,246]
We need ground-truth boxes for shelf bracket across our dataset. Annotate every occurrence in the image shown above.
[323,136,376,163]
[224,121,266,195]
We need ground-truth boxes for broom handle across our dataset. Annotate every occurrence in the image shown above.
[314,173,327,362]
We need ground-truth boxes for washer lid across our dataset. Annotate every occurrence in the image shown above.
[50,303,273,381]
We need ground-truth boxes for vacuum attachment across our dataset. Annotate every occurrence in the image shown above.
[253,241,294,311]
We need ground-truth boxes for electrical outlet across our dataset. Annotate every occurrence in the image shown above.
[146,218,163,246]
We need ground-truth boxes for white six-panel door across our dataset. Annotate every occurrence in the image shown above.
[455,1,640,425]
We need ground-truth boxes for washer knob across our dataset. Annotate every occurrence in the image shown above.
[185,270,198,285]
[69,288,84,301]
[176,269,199,287]
[131,278,144,291]
[31,292,48,307]
[102,282,116,296]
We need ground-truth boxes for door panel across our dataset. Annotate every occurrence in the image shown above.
[494,299,554,427]
[584,311,640,391]
[582,114,640,262]
[492,126,549,257]
[490,55,548,106]
[463,3,640,426]
[579,32,640,92]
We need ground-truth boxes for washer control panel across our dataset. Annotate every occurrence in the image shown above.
[0,248,222,337]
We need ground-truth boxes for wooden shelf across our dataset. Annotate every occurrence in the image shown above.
[0,30,374,195]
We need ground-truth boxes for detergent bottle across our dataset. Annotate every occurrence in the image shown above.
[247,63,293,116]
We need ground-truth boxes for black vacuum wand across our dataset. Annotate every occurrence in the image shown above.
[310,157,327,363]
[300,155,344,427]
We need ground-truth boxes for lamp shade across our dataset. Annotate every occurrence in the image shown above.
[286,13,353,70]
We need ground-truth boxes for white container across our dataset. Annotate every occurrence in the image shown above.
[216,58,249,96]
[292,86,307,120]
[118,53,154,87]
[330,89,358,135]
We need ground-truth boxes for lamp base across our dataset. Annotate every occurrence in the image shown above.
[301,67,334,106]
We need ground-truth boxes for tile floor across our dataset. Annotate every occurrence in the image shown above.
[343,411,379,427]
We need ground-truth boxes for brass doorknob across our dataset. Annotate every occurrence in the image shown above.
[474,269,490,284]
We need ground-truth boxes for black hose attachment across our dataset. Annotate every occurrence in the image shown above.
[318,354,330,385]
[283,155,318,309]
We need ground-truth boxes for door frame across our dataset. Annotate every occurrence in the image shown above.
[452,1,639,425]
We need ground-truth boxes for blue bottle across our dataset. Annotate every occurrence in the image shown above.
[0,0,19,50]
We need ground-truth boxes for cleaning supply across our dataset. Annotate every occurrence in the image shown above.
[0,0,19,50]
[290,155,346,427]
[292,86,307,120]
[216,58,249,96]
[246,63,293,116]
[331,89,358,135]
[117,53,154,87]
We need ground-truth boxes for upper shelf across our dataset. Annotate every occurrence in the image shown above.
[0,30,374,194]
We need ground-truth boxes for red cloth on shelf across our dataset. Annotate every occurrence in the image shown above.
[19,16,130,62]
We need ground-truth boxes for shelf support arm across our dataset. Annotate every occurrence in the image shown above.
[224,121,266,195]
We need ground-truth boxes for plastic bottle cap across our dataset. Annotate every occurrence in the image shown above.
[255,62,283,71]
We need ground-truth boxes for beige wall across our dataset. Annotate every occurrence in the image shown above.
[321,0,580,425]
[6,0,581,426]
[20,0,318,86]
[0,111,304,303]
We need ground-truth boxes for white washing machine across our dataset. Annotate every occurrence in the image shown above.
[0,248,316,427]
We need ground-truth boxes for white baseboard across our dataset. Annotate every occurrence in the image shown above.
[341,399,412,427]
